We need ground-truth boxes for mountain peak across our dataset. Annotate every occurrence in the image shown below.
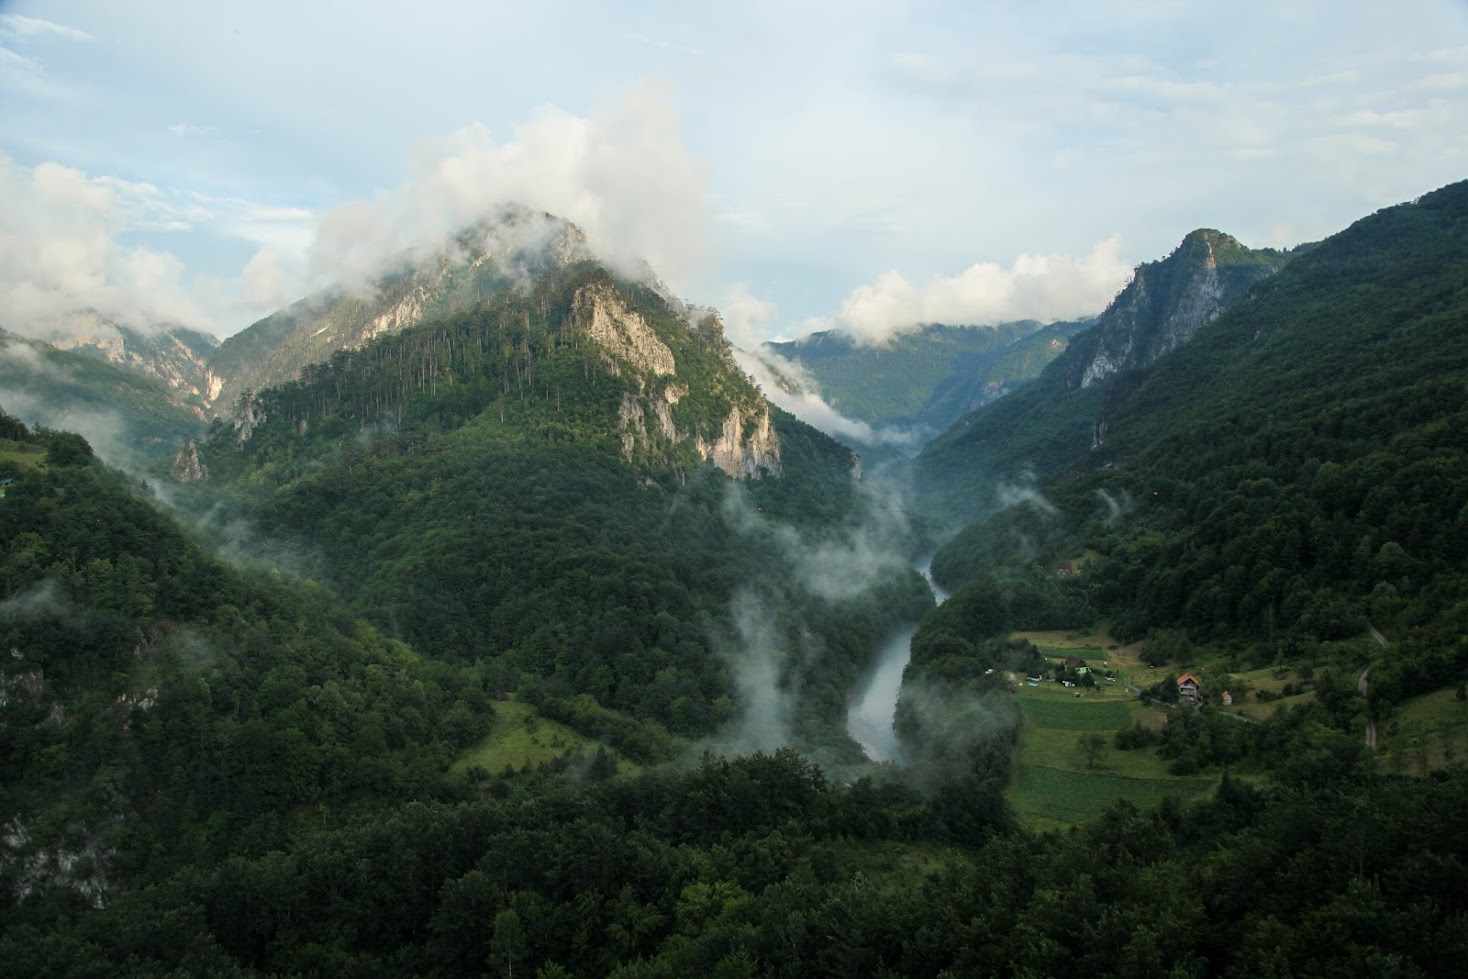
[1069,229,1288,388]
[207,209,594,414]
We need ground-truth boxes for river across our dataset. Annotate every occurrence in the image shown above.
[845,559,949,763]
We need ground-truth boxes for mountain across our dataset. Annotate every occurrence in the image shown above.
[766,317,1094,444]
[914,229,1292,518]
[926,179,1468,673]
[7,186,1468,978]
[206,206,593,415]
[0,328,204,466]
[45,314,221,409]
[181,257,928,753]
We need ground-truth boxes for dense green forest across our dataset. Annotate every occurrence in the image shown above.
[2,436,1461,979]
[2,420,1461,975]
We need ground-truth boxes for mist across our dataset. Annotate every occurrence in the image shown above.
[720,283,922,449]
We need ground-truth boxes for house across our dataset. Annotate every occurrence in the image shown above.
[1056,561,1075,576]
[1064,655,1085,668]
[1177,674,1201,704]
[1221,690,1233,706]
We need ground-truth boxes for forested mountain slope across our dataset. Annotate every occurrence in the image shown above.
[915,230,1291,516]
[928,180,1468,701]
[182,260,931,753]
[206,208,592,415]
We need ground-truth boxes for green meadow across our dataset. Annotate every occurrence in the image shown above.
[452,699,641,781]
[1011,677,1216,831]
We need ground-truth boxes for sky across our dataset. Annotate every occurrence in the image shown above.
[2,0,1467,346]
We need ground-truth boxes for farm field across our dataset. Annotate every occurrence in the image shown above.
[1010,674,1216,830]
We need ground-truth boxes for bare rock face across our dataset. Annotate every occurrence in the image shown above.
[573,281,676,377]
[169,438,208,482]
[696,405,782,479]
[231,391,267,445]
[581,283,781,478]
[1072,229,1287,389]
[45,316,220,411]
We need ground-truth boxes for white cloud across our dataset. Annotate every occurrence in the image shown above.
[0,155,210,334]
[305,83,707,296]
[0,14,94,45]
[813,237,1131,345]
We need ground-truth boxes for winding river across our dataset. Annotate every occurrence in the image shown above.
[846,559,949,763]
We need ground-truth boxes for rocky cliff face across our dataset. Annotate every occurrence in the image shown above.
[45,315,220,410]
[207,207,591,415]
[1067,229,1288,389]
[169,438,208,482]
[575,282,780,478]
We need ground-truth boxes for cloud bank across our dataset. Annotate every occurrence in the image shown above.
[306,84,707,298]
[813,236,1131,345]
[0,155,212,336]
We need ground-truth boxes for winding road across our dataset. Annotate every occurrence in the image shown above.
[1360,624,1387,750]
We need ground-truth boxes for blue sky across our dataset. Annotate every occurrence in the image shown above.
[2,0,1466,343]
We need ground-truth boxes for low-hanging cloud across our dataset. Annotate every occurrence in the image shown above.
[306,83,707,298]
[721,283,921,448]
[1,84,707,340]
[813,236,1132,345]
[0,154,211,336]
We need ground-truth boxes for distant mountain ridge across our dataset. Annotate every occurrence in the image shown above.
[767,318,1094,446]
[45,314,221,409]
[0,327,204,465]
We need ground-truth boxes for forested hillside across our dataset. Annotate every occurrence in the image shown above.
[182,260,932,756]
[915,230,1291,516]
[928,180,1468,712]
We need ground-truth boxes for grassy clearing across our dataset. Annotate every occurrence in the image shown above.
[1008,653,1218,830]
[1019,697,1133,732]
[1227,665,1319,720]
[1377,687,1468,775]
[1018,726,1176,779]
[1011,766,1215,831]
[452,699,640,779]
[834,840,973,892]
[0,438,45,470]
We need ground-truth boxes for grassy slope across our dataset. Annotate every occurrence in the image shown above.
[1007,634,1218,830]
[452,699,642,779]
